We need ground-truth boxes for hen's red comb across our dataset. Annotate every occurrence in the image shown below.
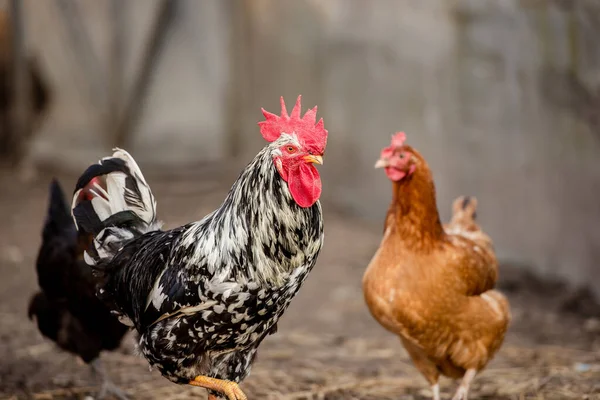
[390,132,407,148]
[258,95,328,154]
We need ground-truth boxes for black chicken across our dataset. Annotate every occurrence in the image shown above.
[71,96,328,399]
[28,179,129,399]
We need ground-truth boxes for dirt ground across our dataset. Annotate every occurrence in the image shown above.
[0,167,599,400]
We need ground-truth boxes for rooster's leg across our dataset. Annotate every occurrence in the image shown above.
[451,369,477,400]
[90,358,129,400]
[189,376,247,400]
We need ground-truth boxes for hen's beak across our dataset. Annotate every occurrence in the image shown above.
[374,158,389,169]
[304,155,323,165]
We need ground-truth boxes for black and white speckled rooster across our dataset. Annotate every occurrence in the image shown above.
[71,96,327,400]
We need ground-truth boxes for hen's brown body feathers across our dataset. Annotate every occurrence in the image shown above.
[364,145,510,399]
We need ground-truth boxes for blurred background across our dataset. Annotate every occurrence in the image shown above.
[1,0,600,399]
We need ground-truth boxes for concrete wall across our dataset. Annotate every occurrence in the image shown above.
[23,0,231,167]
[235,0,600,293]
[17,0,600,293]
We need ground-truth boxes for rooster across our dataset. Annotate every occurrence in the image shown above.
[363,132,510,400]
[28,179,129,399]
[71,96,327,400]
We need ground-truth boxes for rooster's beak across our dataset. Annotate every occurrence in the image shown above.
[304,155,323,165]
[374,158,389,169]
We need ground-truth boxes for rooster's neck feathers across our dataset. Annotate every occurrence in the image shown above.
[179,143,323,286]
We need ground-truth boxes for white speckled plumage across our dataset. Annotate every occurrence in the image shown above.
[71,135,324,392]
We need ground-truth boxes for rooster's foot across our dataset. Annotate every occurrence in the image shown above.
[189,376,247,400]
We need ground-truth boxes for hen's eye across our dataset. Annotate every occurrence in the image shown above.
[286,146,296,153]
[399,153,405,159]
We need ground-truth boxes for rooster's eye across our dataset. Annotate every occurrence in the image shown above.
[286,146,296,153]
[399,153,405,159]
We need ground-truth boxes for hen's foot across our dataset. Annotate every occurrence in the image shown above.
[451,368,477,400]
[189,376,247,400]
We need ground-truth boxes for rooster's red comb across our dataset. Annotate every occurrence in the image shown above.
[258,95,328,154]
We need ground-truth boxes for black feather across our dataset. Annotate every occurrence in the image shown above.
[72,201,104,235]
[43,179,73,241]
[102,210,144,230]
[74,158,128,194]
[101,227,190,331]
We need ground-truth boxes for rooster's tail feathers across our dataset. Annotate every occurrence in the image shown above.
[71,148,159,266]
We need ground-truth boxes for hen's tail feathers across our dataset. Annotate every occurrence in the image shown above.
[449,196,479,230]
[43,179,74,242]
[71,148,160,267]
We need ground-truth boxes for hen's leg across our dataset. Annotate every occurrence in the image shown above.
[431,383,440,400]
[189,376,247,400]
[400,337,440,400]
[451,369,477,400]
[90,358,129,400]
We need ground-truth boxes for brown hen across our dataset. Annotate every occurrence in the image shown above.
[363,132,510,400]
